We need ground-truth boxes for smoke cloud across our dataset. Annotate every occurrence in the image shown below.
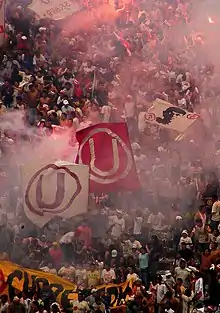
[0,111,77,211]
[2,0,220,223]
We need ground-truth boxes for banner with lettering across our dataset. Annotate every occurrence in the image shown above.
[0,0,5,46]
[21,160,89,227]
[138,98,200,133]
[76,123,139,192]
[28,0,82,20]
[0,262,133,307]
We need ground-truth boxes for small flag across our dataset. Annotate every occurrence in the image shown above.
[113,31,132,56]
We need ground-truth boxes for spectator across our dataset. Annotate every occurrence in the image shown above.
[86,263,101,288]
[49,242,63,269]
[138,247,149,287]
[175,259,190,288]
[179,230,193,249]
[101,264,116,284]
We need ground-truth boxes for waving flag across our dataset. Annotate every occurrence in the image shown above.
[21,160,89,227]
[76,123,139,192]
[28,0,82,20]
[138,98,200,133]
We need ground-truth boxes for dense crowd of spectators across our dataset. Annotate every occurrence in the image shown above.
[0,0,216,134]
[1,197,220,313]
[1,0,220,312]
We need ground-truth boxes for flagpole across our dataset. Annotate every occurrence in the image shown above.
[92,69,96,98]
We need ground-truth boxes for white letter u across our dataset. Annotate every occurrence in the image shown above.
[89,138,119,177]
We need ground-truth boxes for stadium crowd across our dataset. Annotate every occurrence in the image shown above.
[1,0,220,312]
[1,199,220,313]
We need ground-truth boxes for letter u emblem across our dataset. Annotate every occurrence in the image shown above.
[36,173,65,209]
[89,138,119,177]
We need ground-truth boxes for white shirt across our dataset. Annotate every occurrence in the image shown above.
[59,231,75,244]
[109,215,125,238]
[84,66,95,75]
[131,240,142,249]
[147,212,165,230]
[179,236,192,248]
[40,267,57,275]
[19,72,32,87]
[156,283,166,303]
[176,72,191,83]
[178,98,187,108]
[57,96,64,105]
[182,292,194,313]
[168,71,176,80]
[133,217,143,235]
[101,105,112,122]
[134,154,147,172]
[0,302,9,313]
[101,268,116,284]
[36,75,44,84]
[124,101,135,118]
[33,54,46,65]
[72,117,80,130]
[61,105,75,113]
[127,272,139,282]
[58,266,75,281]
[217,235,220,249]
[75,268,87,289]
[138,112,147,132]
[212,201,220,222]
[71,300,90,313]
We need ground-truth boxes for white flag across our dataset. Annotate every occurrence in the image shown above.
[0,0,5,46]
[28,0,82,20]
[21,160,89,227]
[138,98,200,133]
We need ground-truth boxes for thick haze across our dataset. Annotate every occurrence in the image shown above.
[1,0,220,219]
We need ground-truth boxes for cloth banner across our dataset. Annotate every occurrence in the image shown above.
[0,261,133,308]
[28,0,82,20]
[138,98,200,133]
[21,160,89,227]
[0,0,5,46]
[76,123,139,192]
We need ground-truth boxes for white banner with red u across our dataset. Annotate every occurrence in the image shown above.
[21,160,89,227]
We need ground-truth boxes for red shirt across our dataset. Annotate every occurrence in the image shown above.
[74,82,83,98]
[75,226,92,248]
[49,247,63,268]
[17,38,28,51]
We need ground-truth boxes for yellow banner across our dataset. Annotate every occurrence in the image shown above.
[0,262,132,307]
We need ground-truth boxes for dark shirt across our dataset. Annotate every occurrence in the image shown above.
[1,85,13,106]
[11,17,30,36]
[178,248,193,262]
[11,244,27,264]
[209,272,220,306]
[8,303,26,313]
[40,288,55,312]
[49,117,60,126]
[95,89,108,106]
[0,227,13,253]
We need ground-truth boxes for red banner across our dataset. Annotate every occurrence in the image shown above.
[0,0,5,47]
[76,123,139,192]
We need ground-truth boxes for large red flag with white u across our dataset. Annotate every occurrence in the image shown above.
[76,123,140,192]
